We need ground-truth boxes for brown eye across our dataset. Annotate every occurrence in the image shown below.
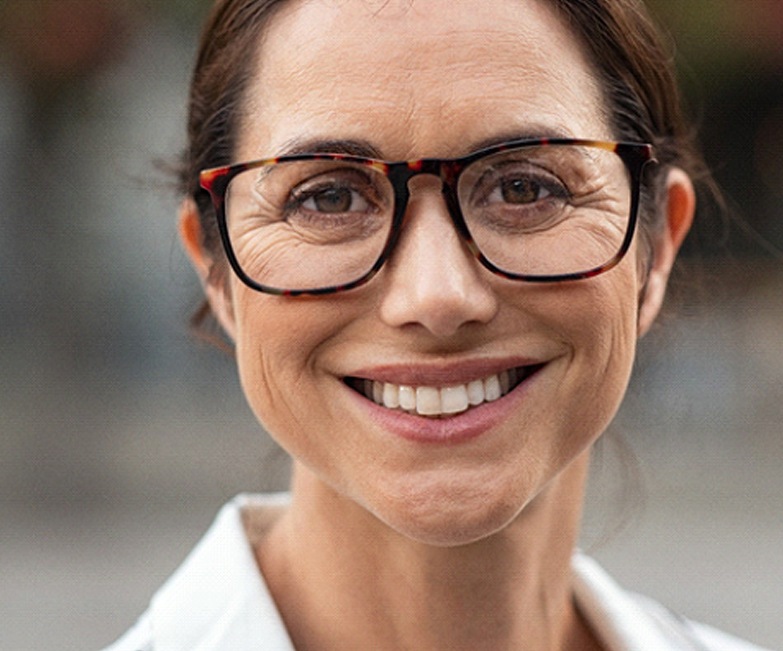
[297,184,373,215]
[309,187,355,213]
[499,178,549,204]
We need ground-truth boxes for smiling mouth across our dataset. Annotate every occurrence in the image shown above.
[344,365,543,419]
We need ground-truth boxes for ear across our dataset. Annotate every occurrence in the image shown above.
[637,168,695,336]
[179,198,237,341]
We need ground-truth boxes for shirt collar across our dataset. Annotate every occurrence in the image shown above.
[150,494,294,651]
[147,494,701,651]
[572,553,710,650]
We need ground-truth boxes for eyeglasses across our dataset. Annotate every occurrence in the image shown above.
[199,138,654,296]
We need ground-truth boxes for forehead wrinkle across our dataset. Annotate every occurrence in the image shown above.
[371,28,607,135]
[262,0,594,90]
[242,0,610,158]
[262,46,598,120]
[270,21,588,93]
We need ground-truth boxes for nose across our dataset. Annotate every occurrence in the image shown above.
[378,177,498,338]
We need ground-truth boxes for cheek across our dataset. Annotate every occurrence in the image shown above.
[565,272,640,422]
[526,266,641,443]
[230,287,350,445]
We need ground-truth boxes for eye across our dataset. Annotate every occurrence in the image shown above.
[300,185,372,214]
[280,166,391,241]
[461,161,573,235]
[285,164,384,219]
[467,158,570,212]
[488,177,554,205]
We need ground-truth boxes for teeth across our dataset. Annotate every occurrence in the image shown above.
[484,374,502,402]
[499,370,510,395]
[416,387,441,416]
[467,379,484,406]
[383,383,400,409]
[441,385,469,415]
[373,381,384,405]
[363,369,526,418]
[398,385,416,410]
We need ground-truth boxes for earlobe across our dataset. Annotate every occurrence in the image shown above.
[178,199,237,341]
[637,168,695,336]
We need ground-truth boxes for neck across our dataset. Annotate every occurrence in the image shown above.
[255,452,600,651]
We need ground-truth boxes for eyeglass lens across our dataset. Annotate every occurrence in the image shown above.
[223,144,633,292]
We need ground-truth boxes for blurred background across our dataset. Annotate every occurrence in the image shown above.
[0,1,780,649]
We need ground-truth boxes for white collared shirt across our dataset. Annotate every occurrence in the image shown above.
[103,494,770,651]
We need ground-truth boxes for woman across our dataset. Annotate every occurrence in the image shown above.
[107,0,769,649]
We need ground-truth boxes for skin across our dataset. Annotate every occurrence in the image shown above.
[180,0,695,648]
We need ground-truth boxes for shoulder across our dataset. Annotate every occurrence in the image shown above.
[573,554,772,651]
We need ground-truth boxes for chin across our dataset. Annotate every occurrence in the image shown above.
[364,478,534,548]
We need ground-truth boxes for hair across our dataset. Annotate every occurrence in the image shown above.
[180,0,715,331]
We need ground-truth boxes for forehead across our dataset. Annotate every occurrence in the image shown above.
[238,0,608,160]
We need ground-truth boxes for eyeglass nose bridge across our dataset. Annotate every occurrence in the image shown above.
[383,158,481,262]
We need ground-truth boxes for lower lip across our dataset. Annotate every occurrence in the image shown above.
[347,370,541,445]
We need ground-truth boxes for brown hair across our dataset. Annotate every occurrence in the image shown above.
[181,0,713,325]
[182,0,286,260]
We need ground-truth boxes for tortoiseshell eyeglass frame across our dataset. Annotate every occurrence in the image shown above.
[199,138,655,297]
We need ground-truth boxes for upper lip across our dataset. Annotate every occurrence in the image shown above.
[344,357,547,387]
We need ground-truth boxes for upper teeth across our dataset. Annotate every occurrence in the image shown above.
[362,369,518,418]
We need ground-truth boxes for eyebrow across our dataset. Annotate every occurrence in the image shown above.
[466,126,576,154]
[276,137,383,159]
[274,125,577,161]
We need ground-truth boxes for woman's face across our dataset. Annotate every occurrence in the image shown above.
[202,0,668,545]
